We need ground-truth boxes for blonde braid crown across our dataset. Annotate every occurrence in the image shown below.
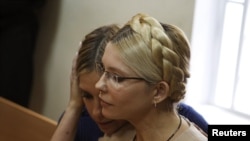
[128,13,190,102]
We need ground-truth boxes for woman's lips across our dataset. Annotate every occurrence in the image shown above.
[100,99,112,107]
[97,120,114,130]
[98,120,113,126]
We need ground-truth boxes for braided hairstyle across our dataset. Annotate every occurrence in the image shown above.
[110,13,190,111]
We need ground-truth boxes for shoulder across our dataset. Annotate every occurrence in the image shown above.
[177,102,208,134]
[98,124,135,141]
[174,121,208,141]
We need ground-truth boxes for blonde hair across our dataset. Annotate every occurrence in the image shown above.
[110,13,190,110]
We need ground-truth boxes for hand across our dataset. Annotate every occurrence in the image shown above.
[68,52,84,109]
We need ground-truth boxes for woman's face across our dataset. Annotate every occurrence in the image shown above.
[95,43,156,121]
[79,71,127,135]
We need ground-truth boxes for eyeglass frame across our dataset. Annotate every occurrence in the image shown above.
[95,62,151,87]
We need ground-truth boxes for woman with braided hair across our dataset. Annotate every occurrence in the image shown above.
[95,13,207,141]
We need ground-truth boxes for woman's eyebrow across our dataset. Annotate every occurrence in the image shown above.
[79,88,91,96]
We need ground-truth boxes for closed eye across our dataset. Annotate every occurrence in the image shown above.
[103,70,150,84]
[116,77,127,83]
[81,91,93,99]
[105,71,124,83]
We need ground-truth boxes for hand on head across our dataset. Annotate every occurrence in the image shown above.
[69,51,84,109]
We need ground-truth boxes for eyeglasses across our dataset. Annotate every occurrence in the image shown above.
[95,62,149,88]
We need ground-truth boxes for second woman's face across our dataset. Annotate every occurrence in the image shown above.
[79,71,127,135]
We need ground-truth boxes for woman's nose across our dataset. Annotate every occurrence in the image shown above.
[95,73,106,91]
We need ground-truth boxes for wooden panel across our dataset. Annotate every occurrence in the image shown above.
[0,97,57,141]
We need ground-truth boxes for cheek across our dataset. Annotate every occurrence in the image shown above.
[111,85,152,113]
[124,92,153,118]
[84,98,103,119]
[109,88,133,105]
[84,100,97,119]
[84,100,94,114]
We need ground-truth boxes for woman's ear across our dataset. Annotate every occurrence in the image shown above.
[153,81,169,104]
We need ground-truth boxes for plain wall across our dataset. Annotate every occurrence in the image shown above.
[186,0,220,105]
[30,0,195,120]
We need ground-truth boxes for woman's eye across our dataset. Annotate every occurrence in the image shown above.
[110,73,125,83]
[105,71,125,83]
[111,74,118,81]
[106,72,116,79]
[82,92,93,99]
[116,77,126,83]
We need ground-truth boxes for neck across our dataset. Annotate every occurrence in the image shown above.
[130,111,181,141]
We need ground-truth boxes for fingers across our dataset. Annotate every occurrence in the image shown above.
[68,48,84,108]
[70,50,79,94]
[71,41,82,82]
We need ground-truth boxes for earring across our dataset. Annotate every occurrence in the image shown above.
[154,100,157,108]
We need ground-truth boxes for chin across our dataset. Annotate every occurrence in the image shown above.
[101,128,117,136]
